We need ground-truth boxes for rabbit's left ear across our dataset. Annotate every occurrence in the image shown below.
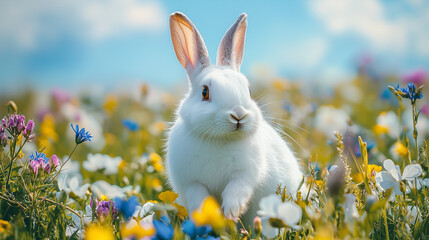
[217,13,247,71]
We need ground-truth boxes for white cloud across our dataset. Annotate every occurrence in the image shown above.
[309,0,429,55]
[0,0,167,51]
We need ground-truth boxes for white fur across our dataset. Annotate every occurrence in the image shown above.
[166,12,303,226]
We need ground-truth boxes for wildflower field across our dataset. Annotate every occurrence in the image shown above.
[0,66,428,240]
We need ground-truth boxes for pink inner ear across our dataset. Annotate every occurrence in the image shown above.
[233,21,246,70]
[170,14,198,70]
[217,14,247,71]
[170,13,210,74]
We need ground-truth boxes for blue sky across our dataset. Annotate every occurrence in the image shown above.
[0,0,428,94]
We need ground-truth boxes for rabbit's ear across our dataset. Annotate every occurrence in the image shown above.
[170,12,210,77]
[217,13,247,71]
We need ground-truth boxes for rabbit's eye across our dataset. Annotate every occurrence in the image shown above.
[202,86,210,101]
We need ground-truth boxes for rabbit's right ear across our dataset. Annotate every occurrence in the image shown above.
[170,12,210,77]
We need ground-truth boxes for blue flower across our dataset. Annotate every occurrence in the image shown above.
[71,124,93,144]
[196,236,220,240]
[114,196,139,220]
[122,119,139,131]
[182,220,213,240]
[152,215,174,240]
[394,82,423,103]
[29,151,49,162]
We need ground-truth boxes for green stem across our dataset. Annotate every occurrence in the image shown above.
[5,138,28,188]
[49,144,78,183]
[412,104,419,162]
[383,208,390,240]
[41,144,79,203]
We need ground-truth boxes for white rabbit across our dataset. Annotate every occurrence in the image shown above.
[165,12,303,225]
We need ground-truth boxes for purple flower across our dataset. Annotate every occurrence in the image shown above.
[1,114,36,140]
[0,126,6,147]
[28,151,59,175]
[23,120,35,140]
[402,69,427,86]
[29,151,49,175]
[98,200,118,219]
[51,155,60,167]
[422,105,429,117]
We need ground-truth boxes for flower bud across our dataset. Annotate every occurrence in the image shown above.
[6,100,18,113]
[400,180,407,193]
[253,216,262,235]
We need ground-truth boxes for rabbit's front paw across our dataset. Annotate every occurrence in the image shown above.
[222,196,245,220]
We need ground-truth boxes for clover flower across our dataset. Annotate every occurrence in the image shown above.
[29,151,60,175]
[375,159,422,198]
[71,124,92,144]
[115,196,139,220]
[90,198,118,220]
[1,114,35,144]
[393,82,423,104]
[0,126,6,147]
[152,215,174,240]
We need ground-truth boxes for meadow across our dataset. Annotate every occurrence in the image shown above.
[0,64,428,239]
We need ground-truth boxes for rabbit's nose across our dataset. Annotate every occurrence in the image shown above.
[229,106,248,121]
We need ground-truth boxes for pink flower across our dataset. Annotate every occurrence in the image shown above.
[51,155,60,168]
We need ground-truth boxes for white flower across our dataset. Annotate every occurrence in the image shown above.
[132,202,155,224]
[376,111,400,138]
[57,174,89,199]
[343,194,365,223]
[257,194,302,238]
[91,180,138,199]
[314,105,349,139]
[375,159,422,198]
[83,153,122,175]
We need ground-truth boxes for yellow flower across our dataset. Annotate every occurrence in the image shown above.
[352,173,363,183]
[103,94,118,115]
[0,220,11,234]
[101,195,108,201]
[368,164,382,178]
[149,153,164,172]
[37,114,58,155]
[315,180,323,188]
[173,203,188,219]
[85,225,114,240]
[272,78,288,91]
[192,196,225,229]
[393,141,408,158]
[373,124,389,136]
[159,191,188,219]
[151,178,163,192]
[121,222,155,239]
[159,191,178,204]
[118,160,127,171]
